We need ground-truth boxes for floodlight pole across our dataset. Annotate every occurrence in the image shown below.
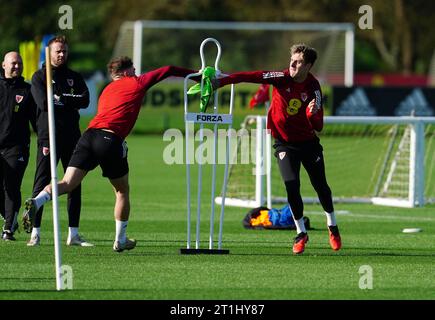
[133,20,143,74]
[45,47,63,291]
[344,28,355,87]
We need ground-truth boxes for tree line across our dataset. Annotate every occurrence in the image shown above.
[0,0,433,75]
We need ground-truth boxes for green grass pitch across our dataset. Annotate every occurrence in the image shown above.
[1,134,434,300]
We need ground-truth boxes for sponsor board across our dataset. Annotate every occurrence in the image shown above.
[333,87,435,116]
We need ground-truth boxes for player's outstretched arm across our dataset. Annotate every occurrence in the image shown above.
[214,70,284,89]
[138,65,197,91]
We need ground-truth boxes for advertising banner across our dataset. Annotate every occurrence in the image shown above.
[332,87,435,116]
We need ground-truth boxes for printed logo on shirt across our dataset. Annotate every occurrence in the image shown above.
[15,95,24,103]
[17,156,25,162]
[67,79,74,86]
[301,93,308,102]
[14,105,20,112]
[53,94,64,106]
[279,152,286,160]
[262,71,285,79]
[287,98,302,115]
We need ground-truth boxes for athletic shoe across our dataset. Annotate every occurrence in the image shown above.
[328,225,342,251]
[113,238,137,252]
[27,234,40,247]
[292,232,309,254]
[2,230,16,241]
[22,198,37,233]
[66,234,94,247]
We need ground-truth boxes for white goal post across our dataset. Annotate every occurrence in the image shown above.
[216,115,435,208]
[113,20,355,86]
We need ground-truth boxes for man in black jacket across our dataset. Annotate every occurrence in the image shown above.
[26,35,91,247]
[0,51,36,241]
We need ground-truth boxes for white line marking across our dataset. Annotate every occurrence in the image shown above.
[304,210,435,222]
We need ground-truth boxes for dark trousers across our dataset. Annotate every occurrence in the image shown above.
[32,140,81,228]
[274,138,334,220]
[0,145,29,231]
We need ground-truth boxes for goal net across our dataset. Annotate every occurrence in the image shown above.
[216,115,435,208]
[113,20,354,86]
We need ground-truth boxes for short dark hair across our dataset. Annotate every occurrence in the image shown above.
[290,44,317,66]
[107,56,133,77]
[48,35,68,47]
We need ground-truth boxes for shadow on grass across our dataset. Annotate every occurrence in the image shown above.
[0,288,148,293]
[119,246,435,258]
[30,239,435,259]
[2,277,52,282]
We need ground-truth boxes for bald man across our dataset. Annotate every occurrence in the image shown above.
[0,52,36,241]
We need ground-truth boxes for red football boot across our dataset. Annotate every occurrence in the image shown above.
[328,225,342,251]
[292,232,309,254]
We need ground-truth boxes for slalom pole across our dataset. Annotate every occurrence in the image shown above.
[45,46,63,291]
[265,102,272,209]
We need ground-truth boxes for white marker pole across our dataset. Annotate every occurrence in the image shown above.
[45,47,63,291]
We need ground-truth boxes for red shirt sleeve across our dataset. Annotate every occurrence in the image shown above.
[218,70,287,87]
[138,66,196,91]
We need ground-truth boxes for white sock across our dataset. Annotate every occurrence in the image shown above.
[31,227,40,237]
[293,217,307,234]
[115,220,128,243]
[68,227,79,239]
[325,211,337,226]
[34,191,51,209]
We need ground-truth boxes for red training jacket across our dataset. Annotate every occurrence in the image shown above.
[219,70,323,142]
[89,66,195,139]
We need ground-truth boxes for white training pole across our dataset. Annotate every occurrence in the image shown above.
[266,125,272,209]
[183,70,202,251]
[264,102,272,209]
[218,83,234,250]
[208,87,218,249]
[410,121,425,206]
[45,47,62,291]
[182,38,230,253]
[184,105,191,249]
[184,73,196,250]
[207,39,222,250]
[255,115,264,207]
[196,122,204,249]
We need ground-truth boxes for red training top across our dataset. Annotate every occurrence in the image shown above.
[219,70,323,142]
[89,66,195,139]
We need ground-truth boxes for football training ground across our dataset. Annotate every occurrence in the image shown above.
[1,135,434,300]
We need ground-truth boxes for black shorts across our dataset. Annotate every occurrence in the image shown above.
[68,128,129,179]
